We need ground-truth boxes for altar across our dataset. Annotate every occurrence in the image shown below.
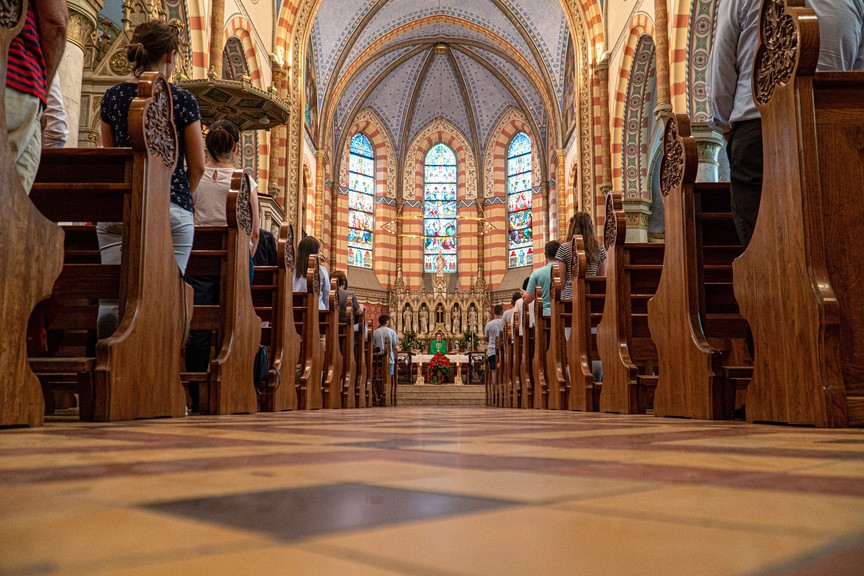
[389,253,492,355]
[397,352,486,386]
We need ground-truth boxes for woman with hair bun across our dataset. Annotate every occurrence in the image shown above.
[96,19,205,338]
[184,120,259,407]
[193,119,260,255]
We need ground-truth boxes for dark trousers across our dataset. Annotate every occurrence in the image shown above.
[185,275,220,410]
[727,118,763,250]
[726,118,762,358]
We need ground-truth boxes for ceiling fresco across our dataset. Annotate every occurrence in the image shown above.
[312,0,570,157]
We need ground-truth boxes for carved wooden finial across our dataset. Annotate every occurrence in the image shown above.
[236,172,253,236]
[754,0,800,106]
[659,115,684,197]
[603,193,618,250]
[142,75,178,168]
[0,0,24,30]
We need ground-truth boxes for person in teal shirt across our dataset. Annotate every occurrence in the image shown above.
[523,240,561,319]
[429,331,448,354]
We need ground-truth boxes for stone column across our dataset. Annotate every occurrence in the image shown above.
[556,149,567,235]
[622,199,652,243]
[595,54,613,210]
[691,122,726,183]
[61,5,97,147]
[653,0,673,120]
[314,149,326,238]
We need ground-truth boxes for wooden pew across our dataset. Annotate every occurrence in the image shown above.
[648,114,749,420]
[293,257,324,409]
[597,193,665,414]
[350,312,369,408]
[27,73,188,422]
[520,306,535,408]
[362,320,374,407]
[532,290,550,409]
[339,306,356,409]
[565,237,606,412]
[547,265,569,410]
[511,311,524,408]
[253,222,301,411]
[501,321,513,408]
[183,172,261,415]
[732,0,864,427]
[320,290,344,409]
[0,5,64,427]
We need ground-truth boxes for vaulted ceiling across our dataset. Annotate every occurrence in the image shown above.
[311,0,572,160]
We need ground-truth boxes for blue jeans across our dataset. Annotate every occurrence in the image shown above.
[96,203,195,338]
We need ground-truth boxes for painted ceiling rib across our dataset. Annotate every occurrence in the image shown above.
[444,47,481,160]
[334,49,429,166]
[399,46,437,162]
[451,45,545,158]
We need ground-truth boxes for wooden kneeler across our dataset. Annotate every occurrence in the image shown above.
[0,3,63,426]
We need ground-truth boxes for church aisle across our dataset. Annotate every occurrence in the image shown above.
[1,408,863,575]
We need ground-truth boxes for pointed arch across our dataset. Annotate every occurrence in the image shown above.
[612,15,656,197]
[334,108,398,286]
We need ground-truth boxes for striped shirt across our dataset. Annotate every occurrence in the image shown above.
[555,241,607,300]
[8,3,47,104]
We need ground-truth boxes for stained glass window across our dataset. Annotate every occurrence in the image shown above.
[424,143,457,273]
[347,133,375,269]
[507,132,533,268]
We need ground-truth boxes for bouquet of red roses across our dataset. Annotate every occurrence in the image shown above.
[424,353,454,384]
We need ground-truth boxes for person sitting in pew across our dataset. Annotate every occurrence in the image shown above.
[184,120,261,405]
[523,240,561,320]
[293,236,330,311]
[253,229,277,266]
[97,19,206,337]
[708,0,864,250]
[192,119,260,279]
[556,212,606,340]
[501,292,521,342]
[510,277,532,337]
[331,270,365,331]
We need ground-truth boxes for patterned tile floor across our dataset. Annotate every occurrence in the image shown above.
[2,407,864,575]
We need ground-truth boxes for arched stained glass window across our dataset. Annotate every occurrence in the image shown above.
[507,132,533,268]
[347,133,375,269]
[424,143,458,273]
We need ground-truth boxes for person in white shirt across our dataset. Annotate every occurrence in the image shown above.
[501,292,520,342]
[372,315,398,404]
[484,304,505,374]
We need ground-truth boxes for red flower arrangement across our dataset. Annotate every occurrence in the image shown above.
[424,353,454,384]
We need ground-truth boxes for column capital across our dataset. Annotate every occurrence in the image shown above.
[67,8,97,51]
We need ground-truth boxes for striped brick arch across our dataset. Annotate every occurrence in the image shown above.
[275,0,606,235]
[621,35,657,200]
[334,109,398,287]
[611,16,656,198]
[402,119,478,291]
[483,108,543,283]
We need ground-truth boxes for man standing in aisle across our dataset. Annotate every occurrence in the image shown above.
[484,304,505,376]
[707,0,864,249]
[372,315,398,405]
[7,0,68,192]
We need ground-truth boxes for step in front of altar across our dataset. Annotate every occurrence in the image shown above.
[397,384,485,406]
